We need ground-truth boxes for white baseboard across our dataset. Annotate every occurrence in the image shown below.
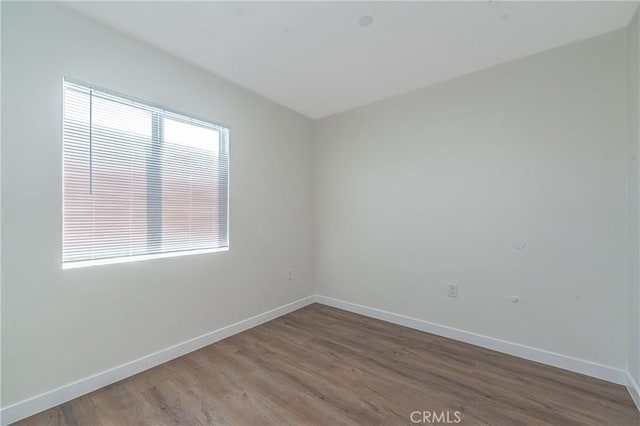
[0,296,315,426]
[2,294,638,424]
[628,373,640,411]
[313,295,632,389]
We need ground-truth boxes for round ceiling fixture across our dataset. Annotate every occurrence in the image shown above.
[358,16,374,27]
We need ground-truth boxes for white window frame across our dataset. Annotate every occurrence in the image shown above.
[62,79,230,269]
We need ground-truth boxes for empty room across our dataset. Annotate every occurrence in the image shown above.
[2,1,640,425]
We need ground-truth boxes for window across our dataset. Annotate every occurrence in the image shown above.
[62,80,229,268]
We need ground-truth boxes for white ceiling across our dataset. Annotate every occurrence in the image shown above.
[63,1,638,119]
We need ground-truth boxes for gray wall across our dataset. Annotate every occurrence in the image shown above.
[628,7,640,387]
[314,29,629,370]
[1,2,314,405]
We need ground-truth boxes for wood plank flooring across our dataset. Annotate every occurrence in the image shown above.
[15,304,640,425]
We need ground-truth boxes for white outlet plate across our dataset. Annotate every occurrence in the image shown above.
[447,283,458,298]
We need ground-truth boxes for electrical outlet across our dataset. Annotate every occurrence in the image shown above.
[447,283,458,298]
[287,269,293,280]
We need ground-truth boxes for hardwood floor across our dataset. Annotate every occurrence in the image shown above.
[15,304,640,425]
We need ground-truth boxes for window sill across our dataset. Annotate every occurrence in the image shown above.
[62,247,229,270]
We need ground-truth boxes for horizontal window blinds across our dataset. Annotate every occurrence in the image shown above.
[63,80,229,267]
